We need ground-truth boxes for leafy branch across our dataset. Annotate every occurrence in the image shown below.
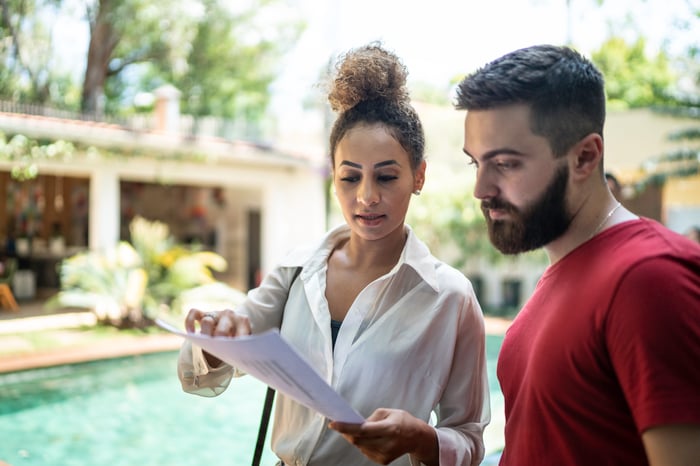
[0,132,75,180]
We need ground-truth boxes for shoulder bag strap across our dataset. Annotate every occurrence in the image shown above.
[252,266,302,466]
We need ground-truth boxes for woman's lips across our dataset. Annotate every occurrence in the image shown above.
[356,213,385,225]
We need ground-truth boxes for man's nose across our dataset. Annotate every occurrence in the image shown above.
[473,168,497,201]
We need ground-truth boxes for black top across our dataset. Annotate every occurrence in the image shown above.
[330,319,343,349]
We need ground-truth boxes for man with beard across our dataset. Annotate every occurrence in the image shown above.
[455,44,700,466]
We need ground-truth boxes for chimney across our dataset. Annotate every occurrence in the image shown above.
[153,84,182,134]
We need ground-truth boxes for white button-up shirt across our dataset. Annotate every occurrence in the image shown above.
[178,224,490,465]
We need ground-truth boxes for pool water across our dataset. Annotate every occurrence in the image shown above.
[0,335,504,465]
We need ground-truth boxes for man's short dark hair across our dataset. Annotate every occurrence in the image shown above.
[455,44,606,157]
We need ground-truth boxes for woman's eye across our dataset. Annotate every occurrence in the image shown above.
[378,175,398,182]
[340,175,359,183]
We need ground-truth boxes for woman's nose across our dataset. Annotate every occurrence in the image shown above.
[357,180,380,205]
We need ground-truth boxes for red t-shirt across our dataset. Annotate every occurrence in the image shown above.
[497,218,700,466]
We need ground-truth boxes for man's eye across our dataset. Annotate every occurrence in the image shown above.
[496,160,517,170]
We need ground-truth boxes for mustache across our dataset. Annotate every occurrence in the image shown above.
[481,199,516,212]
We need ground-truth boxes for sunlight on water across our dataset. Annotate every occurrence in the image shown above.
[0,336,504,465]
[0,352,277,465]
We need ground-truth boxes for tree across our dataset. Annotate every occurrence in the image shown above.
[173,0,304,122]
[81,0,195,115]
[631,7,700,189]
[84,0,304,118]
[637,88,700,189]
[591,36,675,109]
[1,0,304,121]
[0,0,78,106]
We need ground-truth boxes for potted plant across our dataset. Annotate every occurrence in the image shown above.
[49,216,245,329]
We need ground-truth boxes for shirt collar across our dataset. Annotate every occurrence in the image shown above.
[280,224,440,293]
[401,225,440,292]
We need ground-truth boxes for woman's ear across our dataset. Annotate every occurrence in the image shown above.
[570,133,603,180]
[414,160,427,192]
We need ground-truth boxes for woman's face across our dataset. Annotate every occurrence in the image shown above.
[333,123,425,242]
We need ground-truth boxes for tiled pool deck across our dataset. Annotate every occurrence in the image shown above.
[0,299,182,372]
[0,298,511,373]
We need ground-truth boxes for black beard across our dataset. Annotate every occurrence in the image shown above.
[482,164,571,254]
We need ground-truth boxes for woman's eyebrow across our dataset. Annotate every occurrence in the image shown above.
[338,160,400,169]
[375,160,399,168]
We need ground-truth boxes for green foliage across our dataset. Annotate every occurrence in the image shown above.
[668,127,700,141]
[0,130,251,180]
[590,15,700,189]
[636,26,700,190]
[1,0,304,121]
[635,112,700,190]
[50,216,241,329]
[170,1,304,124]
[0,0,79,107]
[107,0,303,121]
[0,132,75,180]
[591,36,676,109]
[408,190,547,269]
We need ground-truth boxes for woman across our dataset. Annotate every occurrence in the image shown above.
[178,43,490,466]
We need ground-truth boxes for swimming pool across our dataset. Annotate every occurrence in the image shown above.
[0,335,504,465]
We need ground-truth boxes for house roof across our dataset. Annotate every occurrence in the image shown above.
[0,110,315,171]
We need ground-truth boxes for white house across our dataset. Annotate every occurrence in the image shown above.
[0,88,328,298]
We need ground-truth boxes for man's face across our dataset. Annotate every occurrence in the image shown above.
[482,163,571,253]
[463,104,573,254]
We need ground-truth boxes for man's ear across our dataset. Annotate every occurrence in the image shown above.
[570,133,603,180]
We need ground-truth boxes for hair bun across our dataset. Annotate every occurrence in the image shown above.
[327,42,409,113]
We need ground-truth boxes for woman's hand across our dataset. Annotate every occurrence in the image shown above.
[329,408,439,466]
[184,308,251,337]
[184,308,252,366]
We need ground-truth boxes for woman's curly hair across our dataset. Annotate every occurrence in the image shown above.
[325,42,425,170]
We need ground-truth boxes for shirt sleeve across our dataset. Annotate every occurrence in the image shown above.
[177,340,234,397]
[606,256,700,432]
[427,290,491,466]
[176,265,302,397]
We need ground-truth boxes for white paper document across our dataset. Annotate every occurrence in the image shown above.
[156,319,364,424]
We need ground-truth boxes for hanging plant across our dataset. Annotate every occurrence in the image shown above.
[0,132,76,180]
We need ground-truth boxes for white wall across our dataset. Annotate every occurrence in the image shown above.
[3,152,327,292]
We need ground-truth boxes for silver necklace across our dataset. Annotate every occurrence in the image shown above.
[590,201,621,239]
